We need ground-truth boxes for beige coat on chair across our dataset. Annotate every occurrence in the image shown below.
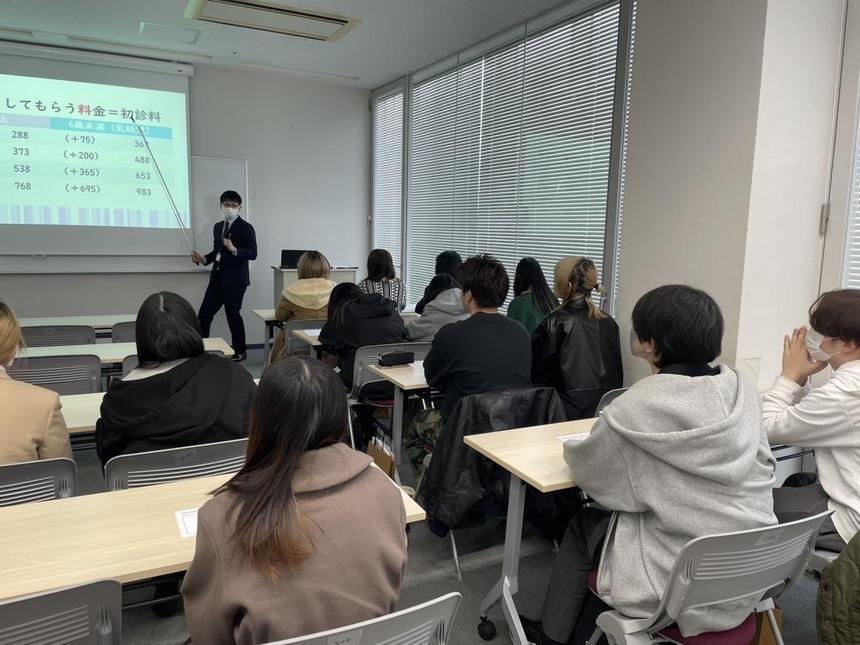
[0,367,73,465]
[271,278,335,361]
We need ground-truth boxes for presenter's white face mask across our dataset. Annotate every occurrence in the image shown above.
[222,206,239,221]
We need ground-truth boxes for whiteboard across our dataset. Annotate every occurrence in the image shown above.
[191,156,249,251]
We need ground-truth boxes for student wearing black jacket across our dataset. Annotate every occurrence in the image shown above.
[531,257,623,420]
[319,283,407,392]
[96,292,256,467]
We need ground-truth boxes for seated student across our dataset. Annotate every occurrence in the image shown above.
[531,257,623,419]
[359,249,406,310]
[415,250,462,314]
[270,251,336,362]
[0,302,72,465]
[524,285,777,645]
[96,292,256,467]
[319,282,407,392]
[182,357,407,644]
[763,288,860,552]
[508,257,558,334]
[424,254,531,420]
[405,273,468,342]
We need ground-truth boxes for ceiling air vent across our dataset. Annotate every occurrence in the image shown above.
[183,0,357,42]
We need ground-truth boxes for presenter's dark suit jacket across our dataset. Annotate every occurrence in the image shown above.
[203,217,257,286]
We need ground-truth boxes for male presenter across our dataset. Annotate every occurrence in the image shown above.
[192,190,257,362]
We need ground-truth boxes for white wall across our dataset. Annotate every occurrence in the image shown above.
[736,0,844,389]
[0,66,370,346]
[615,0,768,383]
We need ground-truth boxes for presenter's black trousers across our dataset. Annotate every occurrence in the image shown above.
[198,279,247,354]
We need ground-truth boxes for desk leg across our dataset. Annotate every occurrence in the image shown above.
[263,322,272,365]
[392,386,404,484]
[479,474,527,644]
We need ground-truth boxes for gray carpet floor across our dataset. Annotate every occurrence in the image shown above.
[75,348,820,644]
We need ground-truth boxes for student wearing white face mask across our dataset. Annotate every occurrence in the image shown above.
[763,288,860,552]
[191,190,257,362]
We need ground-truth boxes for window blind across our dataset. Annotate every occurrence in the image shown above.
[405,2,622,306]
[371,90,404,274]
[844,138,860,287]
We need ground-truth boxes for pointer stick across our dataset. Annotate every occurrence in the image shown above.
[130,115,194,253]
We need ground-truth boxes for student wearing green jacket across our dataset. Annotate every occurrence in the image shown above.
[507,257,558,334]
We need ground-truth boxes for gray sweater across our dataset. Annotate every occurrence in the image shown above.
[566,365,777,636]
[405,288,469,342]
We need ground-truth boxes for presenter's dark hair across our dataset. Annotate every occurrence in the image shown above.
[136,292,205,364]
[513,257,557,316]
[218,356,349,578]
[219,190,242,205]
[367,249,396,281]
[632,285,723,368]
[457,254,509,308]
[435,250,462,276]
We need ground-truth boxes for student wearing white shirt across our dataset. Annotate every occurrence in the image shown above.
[763,289,860,552]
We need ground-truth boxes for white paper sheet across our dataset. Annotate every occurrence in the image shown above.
[557,433,589,443]
[175,508,198,538]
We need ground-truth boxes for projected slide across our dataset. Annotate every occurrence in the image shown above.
[0,73,189,229]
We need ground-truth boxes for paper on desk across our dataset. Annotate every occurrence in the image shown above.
[176,508,198,538]
[304,329,321,337]
[558,433,589,443]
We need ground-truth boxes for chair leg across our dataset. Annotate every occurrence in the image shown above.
[347,409,356,450]
[765,609,785,645]
[586,627,604,644]
[449,530,462,581]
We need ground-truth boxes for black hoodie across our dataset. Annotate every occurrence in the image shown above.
[319,293,407,391]
[95,353,256,467]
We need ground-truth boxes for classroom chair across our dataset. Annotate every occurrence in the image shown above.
[595,387,629,416]
[103,438,248,490]
[346,342,432,452]
[8,354,101,395]
[21,324,96,347]
[587,511,832,645]
[0,579,121,644]
[120,350,226,377]
[0,457,77,507]
[111,321,137,343]
[263,592,461,645]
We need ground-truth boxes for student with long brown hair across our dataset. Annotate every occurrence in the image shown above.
[531,256,623,419]
[0,301,72,465]
[181,356,408,644]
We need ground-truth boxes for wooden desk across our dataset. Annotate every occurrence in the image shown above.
[18,314,136,338]
[464,419,596,645]
[18,338,234,365]
[292,328,322,349]
[0,472,424,603]
[366,361,430,476]
[252,309,280,362]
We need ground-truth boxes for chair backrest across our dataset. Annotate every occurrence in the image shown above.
[104,438,248,490]
[111,321,137,343]
[21,325,96,347]
[651,511,832,628]
[284,319,325,355]
[0,579,121,644]
[595,387,629,416]
[120,351,226,377]
[265,592,461,645]
[8,354,102,395]
[351,342,432,398]
[0,458,77,507]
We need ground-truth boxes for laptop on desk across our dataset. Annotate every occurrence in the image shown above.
[280,249,313,269]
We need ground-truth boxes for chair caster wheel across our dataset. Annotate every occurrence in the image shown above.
[478,618,497,640]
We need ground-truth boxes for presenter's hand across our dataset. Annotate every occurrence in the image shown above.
[223,238,237,254]
[191,251,205,265]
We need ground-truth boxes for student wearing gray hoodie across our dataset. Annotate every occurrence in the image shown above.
[526,285,777,645]
[406,274,469,342]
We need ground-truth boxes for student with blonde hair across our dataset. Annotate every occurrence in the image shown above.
[531,256,623,419]
[270,251,336,361]
[0,301,72,465]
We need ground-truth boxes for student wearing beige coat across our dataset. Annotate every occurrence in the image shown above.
[181,356,407,644]
[270,251,336,362]
[0,301,72,465]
